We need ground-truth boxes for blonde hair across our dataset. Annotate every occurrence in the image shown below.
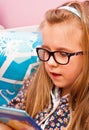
[26,63,53,117]
[26,1,89,129]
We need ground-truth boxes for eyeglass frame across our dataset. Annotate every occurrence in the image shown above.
[36,47,83,65]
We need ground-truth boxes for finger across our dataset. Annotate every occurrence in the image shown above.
[7,120,35,130]
[0,123,13,130]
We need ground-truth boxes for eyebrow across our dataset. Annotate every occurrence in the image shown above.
[42,44,76,52]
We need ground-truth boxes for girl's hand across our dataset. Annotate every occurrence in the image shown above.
[0,123,13,130]
[0,120,35,130]
[7,119,35,130]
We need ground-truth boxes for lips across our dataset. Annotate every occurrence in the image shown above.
[49,72,63,86]
[50,72,62,77]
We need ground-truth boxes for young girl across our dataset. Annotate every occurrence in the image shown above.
[0,0,89,130]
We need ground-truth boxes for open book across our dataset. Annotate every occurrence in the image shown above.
[0,106,42,130]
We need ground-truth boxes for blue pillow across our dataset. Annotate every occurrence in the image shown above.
[0,31,42,105]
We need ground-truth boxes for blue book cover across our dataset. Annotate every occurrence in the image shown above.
[0,106,42,130]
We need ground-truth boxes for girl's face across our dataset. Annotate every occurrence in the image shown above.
[42,22,83,95]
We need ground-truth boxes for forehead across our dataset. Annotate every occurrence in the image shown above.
[42,22,82,51]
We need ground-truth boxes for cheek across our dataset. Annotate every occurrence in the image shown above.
[64,58,83,80]
[44,63,49,73]
[66,66,82,79]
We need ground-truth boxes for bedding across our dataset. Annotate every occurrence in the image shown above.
[0,31,42,105]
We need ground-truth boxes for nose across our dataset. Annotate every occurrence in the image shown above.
[47,56,58,66]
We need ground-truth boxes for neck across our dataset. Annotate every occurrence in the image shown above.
[61,87,71,97]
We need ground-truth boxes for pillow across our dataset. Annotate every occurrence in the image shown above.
[0,31,42,105]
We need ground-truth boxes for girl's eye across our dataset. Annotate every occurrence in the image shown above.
[59,52,68,57]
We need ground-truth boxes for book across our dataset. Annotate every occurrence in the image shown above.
[0,106,42,130]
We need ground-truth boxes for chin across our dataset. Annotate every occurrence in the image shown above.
[53,82,68,89]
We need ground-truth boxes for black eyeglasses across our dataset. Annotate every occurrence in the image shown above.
[36,47,83,65]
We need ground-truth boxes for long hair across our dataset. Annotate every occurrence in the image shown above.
[26,1,89,129]
[66,1,89,130]
[26,63,53,117]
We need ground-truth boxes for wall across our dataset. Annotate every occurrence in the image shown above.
[0,0,83,29]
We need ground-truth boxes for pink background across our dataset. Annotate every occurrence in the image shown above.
[0,0,83,29]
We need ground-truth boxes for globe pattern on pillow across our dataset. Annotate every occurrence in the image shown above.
[0,31,42,105]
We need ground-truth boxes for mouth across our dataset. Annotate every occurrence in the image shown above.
[50,72,62,77]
